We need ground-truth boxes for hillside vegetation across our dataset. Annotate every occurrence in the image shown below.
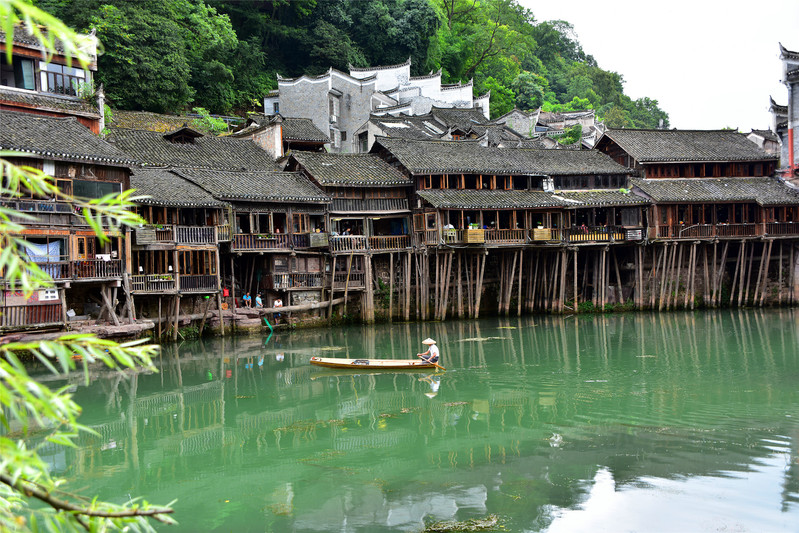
[36,0,669,128]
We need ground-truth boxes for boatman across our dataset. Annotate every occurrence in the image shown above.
[418,338,439,364]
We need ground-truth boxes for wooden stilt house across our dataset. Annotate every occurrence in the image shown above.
[0,110,137,331]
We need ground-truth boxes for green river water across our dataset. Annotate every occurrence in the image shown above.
[37,310,799,532]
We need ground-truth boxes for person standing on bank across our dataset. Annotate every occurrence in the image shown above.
[418,338,439,364]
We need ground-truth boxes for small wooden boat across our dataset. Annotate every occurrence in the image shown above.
[309,356,436,370]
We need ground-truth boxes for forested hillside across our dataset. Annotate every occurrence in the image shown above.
[35,0,669,128]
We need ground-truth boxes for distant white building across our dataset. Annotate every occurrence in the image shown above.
[264,58,489,153]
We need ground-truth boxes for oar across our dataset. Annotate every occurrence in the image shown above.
[418,354,446,371]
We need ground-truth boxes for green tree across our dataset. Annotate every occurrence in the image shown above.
[482,76,514,118]
[511,71,545,111]
[1,2,173,530]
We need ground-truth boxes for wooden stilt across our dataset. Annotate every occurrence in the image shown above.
[216,291,225,336]
[157,296,162,340]
[328,255,337,324]
[344,253,353,318]
[778,241,784,306]
[758,240,773,306]
[505,250,518,316]
[172,295,180,341]
[474,252,486,318]
[613,248,623,306]
[702,244,710,307]
[389,252,394,322]
[457,253,464,318]
[559,249,568,312]
[573,249,579,312]
[670,243,683,310]
[517,250,523,316]
[730,241,744,306]
[714,241,729,307]
[741,241,754,307]
[405,252,411,321]
[531,252,540,312]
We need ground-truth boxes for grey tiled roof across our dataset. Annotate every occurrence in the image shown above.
[111,110,191,133]
[374,137,631,176]
[631,177,799,206]
[282,117,329,142]
[0,87,99,116]
[107,127,275,170]
[130,167,225,207]
[235,113,329,143]
[599,129,777,163]
[1,25,69,54]
[173,168,329,203]
[430,107,489,129]
[418,189,563,209]
[291,152,411,186]
[0,110,136,165]
[556,190,649,208]
[369,115,443,141]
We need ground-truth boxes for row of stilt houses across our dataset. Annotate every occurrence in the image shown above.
[4,105,799,335]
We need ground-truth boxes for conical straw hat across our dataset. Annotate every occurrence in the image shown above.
[422,338,436,345]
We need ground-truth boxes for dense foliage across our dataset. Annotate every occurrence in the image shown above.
[36,0,669,128]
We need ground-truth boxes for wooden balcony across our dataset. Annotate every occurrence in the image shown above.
[33,258,72,280]
[765,222,799,236]
[331,198,408,213]
[131,274,176,293]
[333,271,365,289]
[72,259,123,280]
[0,302,63,330]
[656,223,759,239]
[330,235,368,252]
[566,226,625,243]
[179,274,218,293]
[216,224,232,242]
[368,235,410,251]
[232,233,292,251]
[268,272,324,290]
[484,229,527,244]
[175,225,217,245]
[134,225,174,245]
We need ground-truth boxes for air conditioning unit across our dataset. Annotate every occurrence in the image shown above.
[330,114,337,123]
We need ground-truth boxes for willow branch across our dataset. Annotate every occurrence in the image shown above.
[0,473,174,520]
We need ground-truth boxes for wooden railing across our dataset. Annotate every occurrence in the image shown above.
[72,259,123,279]
[131,274,176,293]
[333,271,365,288]
[566,226,625,243]
[657,223,759,239]
[369,235,410,250]
[765,222,799,236]
[292,234,310,248]
[268,272,324,290]
[231,233,292,251]
[484,229,527,243]
[0,302,63,329]
[32,258,72,280]
[330,198,408,212]
[216,224,232,242]
[175,226,216,245]
[179,274,218,292]
[330,235,368,252]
